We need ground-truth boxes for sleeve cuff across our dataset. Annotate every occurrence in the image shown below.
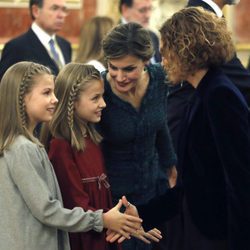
[92,209,104,232]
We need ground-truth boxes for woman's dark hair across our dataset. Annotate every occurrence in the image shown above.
[102,22,154,61]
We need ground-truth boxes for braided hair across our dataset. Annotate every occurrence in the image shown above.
[50,63,102,151]
[0,61,52,155]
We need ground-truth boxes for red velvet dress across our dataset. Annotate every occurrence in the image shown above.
[49,137,121,250]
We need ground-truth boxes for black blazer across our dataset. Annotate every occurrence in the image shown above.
[148,30,161,63]
[168,0,250,151]
[139,68,250,248]
[0,28,71,79]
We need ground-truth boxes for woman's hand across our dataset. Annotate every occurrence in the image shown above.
[167,165,178,188]
[106,226,162,244]
[130,227,162,244]
[106,196,162,244]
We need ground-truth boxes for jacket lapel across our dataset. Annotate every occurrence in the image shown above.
[27,29,58,69]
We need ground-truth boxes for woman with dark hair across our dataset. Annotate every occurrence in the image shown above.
[98,22,177,250]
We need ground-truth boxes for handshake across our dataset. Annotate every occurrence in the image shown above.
[103,196,162,244]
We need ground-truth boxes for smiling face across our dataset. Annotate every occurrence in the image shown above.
[74,80,106,123]
[107,54,147,93]
[32,0,68,35]
[24,73,58,132]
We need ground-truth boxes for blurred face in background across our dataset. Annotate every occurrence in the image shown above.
[32,0,68,35]
[122,0,153,28]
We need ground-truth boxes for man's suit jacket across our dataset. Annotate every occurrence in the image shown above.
[148,30,161,63]
[168,0,250,151]
[0,28,71,79]
[139,68,250,249]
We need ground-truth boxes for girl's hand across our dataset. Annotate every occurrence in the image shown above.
[102,199,142,240]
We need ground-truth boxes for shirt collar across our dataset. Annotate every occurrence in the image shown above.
[31,22,56,46]
[202,0,223,17]
[121,16,128,24]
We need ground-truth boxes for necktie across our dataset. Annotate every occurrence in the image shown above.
[49,39,61,68]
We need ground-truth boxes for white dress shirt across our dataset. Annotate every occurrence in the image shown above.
[201,0,223,17]
[31,22,65,66]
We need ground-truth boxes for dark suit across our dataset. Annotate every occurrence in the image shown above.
[167,0,250,152]
[139,68,250,249]
[0,28,71,79]
[148,30,161,63]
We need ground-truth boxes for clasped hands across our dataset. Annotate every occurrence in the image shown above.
[106,196,162,244]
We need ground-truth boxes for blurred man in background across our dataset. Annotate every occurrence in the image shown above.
[0,0,71,79]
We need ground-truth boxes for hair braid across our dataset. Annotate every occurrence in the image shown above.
[67,78,83,146]
[19,63,51,130]
[19,63,35,128]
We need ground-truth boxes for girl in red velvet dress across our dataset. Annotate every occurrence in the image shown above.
[48,63,121,250]
[46,63,161,250]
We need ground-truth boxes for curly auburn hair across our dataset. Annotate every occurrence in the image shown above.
[159,7,235,81]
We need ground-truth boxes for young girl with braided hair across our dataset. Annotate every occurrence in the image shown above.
[0,61,143,250]
[47,63,161,250]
